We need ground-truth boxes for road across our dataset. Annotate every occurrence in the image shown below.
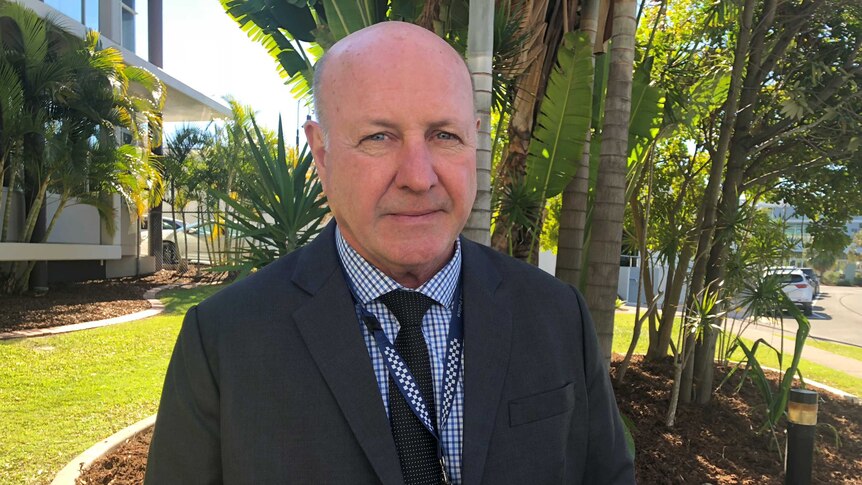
[807,285,862,347]
[742,285,862,348]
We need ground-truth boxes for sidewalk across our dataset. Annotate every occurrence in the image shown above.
[741,321,862,380]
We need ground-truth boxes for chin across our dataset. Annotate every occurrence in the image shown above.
[387,238,455,267]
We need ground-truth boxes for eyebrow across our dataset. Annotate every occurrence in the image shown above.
[363,119,463,130]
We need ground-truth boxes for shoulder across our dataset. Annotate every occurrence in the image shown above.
[193,232,338,329]
[196,224,339,317]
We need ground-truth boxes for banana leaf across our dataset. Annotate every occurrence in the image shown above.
[221,0,316,96]
[322,0,383,41]
[390,0,425,22]
[524,31,594,201]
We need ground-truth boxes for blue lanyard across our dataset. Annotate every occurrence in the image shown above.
[346,279,464,483]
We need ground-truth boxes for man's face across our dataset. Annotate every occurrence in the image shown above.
[306,26,478,286]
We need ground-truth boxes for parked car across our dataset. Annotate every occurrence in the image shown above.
[800,267,820,296]
[165,220,232,265]
[141,217,248,266]
[765,268,814,316]
[140,216,186,265]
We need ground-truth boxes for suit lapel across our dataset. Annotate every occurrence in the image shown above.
[291,224,403,485]
[460,239,512,485]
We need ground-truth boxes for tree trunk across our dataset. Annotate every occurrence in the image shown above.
[1,159,18,242]
[646,243,693,361]
[680,0,756,404]
[490,0,558,260]
[691,0,783,404]
[583,0,637,364]
[149,134,165,271]
[463,0,494,246]
[556,0,601,288]
[617,156,656,383]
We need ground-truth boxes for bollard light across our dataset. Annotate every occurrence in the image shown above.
[785,388,818,485]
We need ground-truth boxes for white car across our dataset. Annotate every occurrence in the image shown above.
[140,216,185,264]
[166,220,232,265]
[766,268,815,316]
[141,217,245,266]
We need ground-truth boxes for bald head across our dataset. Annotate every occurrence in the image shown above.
[312,22,474,136]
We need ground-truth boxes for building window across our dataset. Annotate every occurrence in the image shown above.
[121,0,136,51]
[44,0,96,29]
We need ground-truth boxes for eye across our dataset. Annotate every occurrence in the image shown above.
[435,131,460,142]
[363,133,388,142]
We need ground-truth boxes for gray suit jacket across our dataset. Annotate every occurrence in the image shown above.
[145,223,635,484]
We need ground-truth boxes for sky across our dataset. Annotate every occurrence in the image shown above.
[159,0,309,140]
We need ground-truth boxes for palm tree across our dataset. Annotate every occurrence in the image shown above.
[555,0,603,287]
[583,0,638,362]
[0,2,164,293]
[462,0,494,245]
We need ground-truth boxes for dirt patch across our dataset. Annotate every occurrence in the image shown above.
[613,356,862,484]
[0,268,228,333]
[74,356,862,484]
[76,427,152,485]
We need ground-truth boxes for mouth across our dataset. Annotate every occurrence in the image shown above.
[386,210,443,221]
[393,210,439,217]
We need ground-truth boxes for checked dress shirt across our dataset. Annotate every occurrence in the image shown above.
[336,227,464,484]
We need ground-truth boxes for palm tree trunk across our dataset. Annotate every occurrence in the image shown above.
[44,193,70,240]
[556,0,601,288]
[463,0,494,246]
[488,0,551,257]
[583,0,637,364]
[0,158,18,242]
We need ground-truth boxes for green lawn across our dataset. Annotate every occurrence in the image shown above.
[0,284,224,485]
[611,311,862,397]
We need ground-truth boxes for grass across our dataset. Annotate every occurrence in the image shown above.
[0,284,224,485]
[611,310,862,397]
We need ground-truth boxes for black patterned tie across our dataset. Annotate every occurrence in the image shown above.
[379,290,443,485]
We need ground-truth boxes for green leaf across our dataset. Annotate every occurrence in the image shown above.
[627,63,664,143]
[524,31,594,200]
[210,114,330,272]
[322,0,381,41]
[390,0,425,22]
[220,0,317,96]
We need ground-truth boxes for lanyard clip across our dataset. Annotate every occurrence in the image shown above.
[439,456,451,485]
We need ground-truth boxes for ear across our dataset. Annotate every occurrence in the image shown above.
[304,120,328,177]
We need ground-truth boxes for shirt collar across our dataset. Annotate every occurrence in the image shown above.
[335,225,461,309]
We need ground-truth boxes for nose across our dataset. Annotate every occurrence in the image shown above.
[394,137,438,192]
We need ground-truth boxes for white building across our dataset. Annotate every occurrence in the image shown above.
[0,0,231,283]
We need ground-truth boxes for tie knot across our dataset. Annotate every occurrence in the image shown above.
[379,290,434,329]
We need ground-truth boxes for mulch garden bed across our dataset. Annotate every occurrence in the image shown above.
[613,356,862,484]
[77,427,152,485]
[75,355,862,484]
[0,268,228,333]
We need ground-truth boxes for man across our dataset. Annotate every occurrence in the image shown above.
[146,22,634,484]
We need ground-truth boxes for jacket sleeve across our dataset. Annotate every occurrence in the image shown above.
[145,305,222,484]
[572,286,637,484]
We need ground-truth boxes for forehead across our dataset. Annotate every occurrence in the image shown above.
[321,34,474,126]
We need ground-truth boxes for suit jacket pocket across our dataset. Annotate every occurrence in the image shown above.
[508,382,575,427]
